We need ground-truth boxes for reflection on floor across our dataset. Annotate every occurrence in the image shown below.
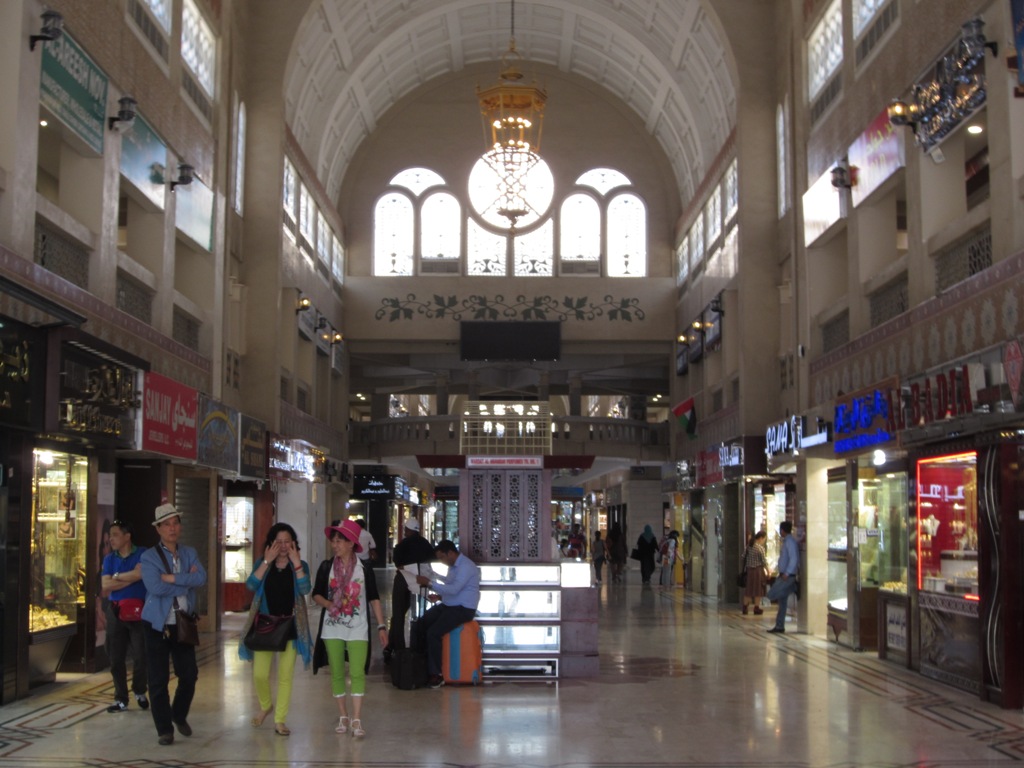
[2,580,1023,768]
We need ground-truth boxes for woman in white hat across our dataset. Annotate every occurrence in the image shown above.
[312,519,387,738]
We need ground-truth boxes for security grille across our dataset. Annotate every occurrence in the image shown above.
[855,0,898,66]
[116,272,153,324]
[34,221,89,289]
[821,310,849,353]
[127,0,169,61]
[183,70,213,122]
[810,75,842,124]
[934,226,991,293]
[869,275,908,328]
[172,307,200,351]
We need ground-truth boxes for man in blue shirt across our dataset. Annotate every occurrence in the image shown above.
[414,540,480,688]
[101,520,148,712]
[767,520,800,633]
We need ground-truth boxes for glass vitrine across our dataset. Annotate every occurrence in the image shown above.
[916,452,978,596]
[827,478,847,611]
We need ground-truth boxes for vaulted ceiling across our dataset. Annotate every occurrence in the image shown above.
[283,0,738,207]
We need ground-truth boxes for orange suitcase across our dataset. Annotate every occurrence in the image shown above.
[442,619,483,684]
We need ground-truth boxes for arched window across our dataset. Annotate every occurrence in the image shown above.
[421,192,460,260]
[560,194,600,261]
[391,167,445,195]
[607,194,646,277]
[577,168,630,194]
[515,220,553,276]
[373,193,414,275]
[467,219,506,275]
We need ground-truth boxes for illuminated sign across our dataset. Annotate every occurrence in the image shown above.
[834,385,892,454]
[466,456,543,468]
[765,415,832,459]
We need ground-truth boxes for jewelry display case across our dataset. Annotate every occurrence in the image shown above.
[477,564,561,679]
[29,449,88,684]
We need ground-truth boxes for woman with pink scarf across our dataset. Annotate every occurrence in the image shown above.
[312,520,387,738]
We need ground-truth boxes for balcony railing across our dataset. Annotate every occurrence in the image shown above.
[350,415,670,462]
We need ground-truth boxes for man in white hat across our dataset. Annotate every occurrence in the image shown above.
[139,503,207,746]
[385,517,434,660]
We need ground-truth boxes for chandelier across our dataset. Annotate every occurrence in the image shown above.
[476,1,547,227]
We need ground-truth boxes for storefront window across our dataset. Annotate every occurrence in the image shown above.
[223,496,253,583]
[31,449,88,633]
[827,478,847,611]
[916,452,977,596]
[855,469,908,593]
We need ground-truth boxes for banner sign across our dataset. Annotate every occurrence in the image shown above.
[120,114,166,209]
[142,371,197,459]
[196,394,239,473]
[40,33,108,155]
[849,108,904,207]
[239,415,267,479]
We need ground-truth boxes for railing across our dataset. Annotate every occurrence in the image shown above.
[349,415,670,460]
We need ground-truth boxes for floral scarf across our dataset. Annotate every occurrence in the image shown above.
[329,554,361,619]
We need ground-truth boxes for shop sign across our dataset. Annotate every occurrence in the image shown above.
[834,384,894,454]
[695,448,723,487]
[765,415,831,459]
[889,364,978,431]
[719,444,743,468]
[239,415,267,479]
[142,371,197,459]
[0,318,44,430]
[196,394,239,473]
[466,455,544,468]
[40,33,108,155]
[848,108,904,208]
[396,476,409,501]
[58,345,139,446]
[409,487,420,505]
[267,437,320,482]
[353,474,396,498]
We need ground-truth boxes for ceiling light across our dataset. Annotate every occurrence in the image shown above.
[967,124,983,135]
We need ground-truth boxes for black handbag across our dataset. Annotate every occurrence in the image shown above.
[736,570,747,588]
[629,548,641,561]
[244,613,295,652]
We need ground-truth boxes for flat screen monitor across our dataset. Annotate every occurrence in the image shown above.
[459,321,561,361]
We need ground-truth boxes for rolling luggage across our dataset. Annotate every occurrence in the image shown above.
[442,619,483,685]
[390,648,428,689]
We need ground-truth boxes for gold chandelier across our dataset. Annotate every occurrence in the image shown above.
[476,0,547,226]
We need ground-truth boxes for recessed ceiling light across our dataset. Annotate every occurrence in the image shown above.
[39,119,48,127]
[967,124,983,135]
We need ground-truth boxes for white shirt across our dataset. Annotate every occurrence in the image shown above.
[357,528,376,561]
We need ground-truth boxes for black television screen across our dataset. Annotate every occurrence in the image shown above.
[460,321,561,361]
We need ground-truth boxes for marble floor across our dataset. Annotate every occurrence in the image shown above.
[2,578,1024,768]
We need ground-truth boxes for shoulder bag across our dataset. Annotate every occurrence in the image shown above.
[243,563,296,653]
[114,597,144,622]
[155,546,200,646]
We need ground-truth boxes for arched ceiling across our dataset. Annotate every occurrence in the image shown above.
[284,0,737,206]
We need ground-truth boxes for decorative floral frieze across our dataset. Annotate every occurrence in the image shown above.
[374,293,647,323]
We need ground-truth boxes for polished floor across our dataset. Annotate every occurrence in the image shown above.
[3,573,1024,768]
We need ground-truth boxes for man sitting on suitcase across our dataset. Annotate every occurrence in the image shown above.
[414,540,480,689]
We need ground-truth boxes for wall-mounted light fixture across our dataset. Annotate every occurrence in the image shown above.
[331,332,344,345]
[316,316,329,330]
[710,294,724,316]
[830,162,854,189]
[169,163,194,191]
[29,10,63,51]
[295,295,312,314]
[887,17,997,152]
[108,95,138,132]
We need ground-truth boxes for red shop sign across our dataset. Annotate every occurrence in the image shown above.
[142,371,198,459]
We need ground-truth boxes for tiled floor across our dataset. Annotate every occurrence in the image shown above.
[2,579,1023,767]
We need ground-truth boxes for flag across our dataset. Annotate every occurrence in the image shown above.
[672,397,697,438]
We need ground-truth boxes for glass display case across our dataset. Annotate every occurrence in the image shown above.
[223,496,255,612]
[916,452,978,597]
[30,449,88,683]
[827,479,847,612]
[857,471,908,595]
[478,564,562,678]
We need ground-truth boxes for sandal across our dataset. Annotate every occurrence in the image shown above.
[335,716,349,734]
[274,723,290,736]
[251,708,272,728]
[350,718,365,738]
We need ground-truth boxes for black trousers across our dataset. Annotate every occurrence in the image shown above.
[144,623,198,738]
[105,602,147,702]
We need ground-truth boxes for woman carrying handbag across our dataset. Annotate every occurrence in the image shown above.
[239,523,313,737]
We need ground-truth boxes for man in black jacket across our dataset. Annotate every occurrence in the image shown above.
[385,518,435,660]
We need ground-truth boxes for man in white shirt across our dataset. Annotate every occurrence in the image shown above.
[354,518,376,564]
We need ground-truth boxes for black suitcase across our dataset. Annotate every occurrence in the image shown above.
[390,648,428,689]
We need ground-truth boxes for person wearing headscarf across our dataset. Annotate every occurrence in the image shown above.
[635,524,660,585]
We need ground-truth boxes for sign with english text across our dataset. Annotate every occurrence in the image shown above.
[142,371,197,459]
[40,33,108,154]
